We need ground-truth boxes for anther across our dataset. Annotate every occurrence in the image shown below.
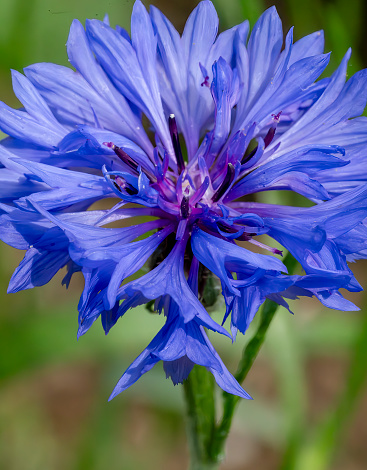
[271,111,282,122]
[241,146,258,164]
[104,142,156,182]
[104,142,139,172]
[264,126,276,148]
[199,63,210,88]
[212,163,235,202]
[113,181,122,192]
[201,76,210,87]
[115,176,138,196]
[264,111,282,148]
[180,196,190,218]
[168,114,185,173]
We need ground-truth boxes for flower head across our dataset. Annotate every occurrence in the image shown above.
[1,0,367,399]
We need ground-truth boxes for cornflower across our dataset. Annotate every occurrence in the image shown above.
[1,0,367,401]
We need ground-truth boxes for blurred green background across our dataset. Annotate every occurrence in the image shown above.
[1,0,367,469]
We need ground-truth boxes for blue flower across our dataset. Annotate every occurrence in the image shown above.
[1,0,367,399]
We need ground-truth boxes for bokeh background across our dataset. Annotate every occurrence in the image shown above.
[1,0,367,469]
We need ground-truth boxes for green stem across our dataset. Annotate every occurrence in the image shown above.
[183,365,219,470]
[183,253,296,468]
[210,252,297,461]
[209,297,280,460]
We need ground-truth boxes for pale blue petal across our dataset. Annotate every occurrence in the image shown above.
[246,6,283,109]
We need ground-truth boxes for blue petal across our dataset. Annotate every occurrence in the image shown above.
[150,5,193,156]
[163,356,194,385]
[227,273,294,336]
[152,1,220,159]
[288,30,324,66]
[315,290,359,311]
[0,167,48,202]
[252,52,330,129]
[208,20,249,68]
[66,19,152,154]
[276,50,367,155]
[181,1,219,152]
[109,313,250,400]
[3,204,144,292]
[8,247,70,293]
[246,6,283,109]
[11,70,66,135]
[182,1,218,63]
[38,126,154,176]
[208,58,237,158]
[229,145,346,201]
[0,205,51,249]
[117,235,230,337]
[85,16,175,161]
[0,102,65,149]
[10,157,113,210]
[191,227,286,295]
[233,34,249,123]
[25,63,149,154]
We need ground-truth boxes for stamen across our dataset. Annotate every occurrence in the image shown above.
[113,181,122,192]
[104,142,156,182]
[264,111,282,148]
[201,76,210,87]
[264,126,276,148]
[115,176,138,196]
[168,114,185,173]
[199,63,210,87]
[180,196,190,218]
[271,111,282,122]
[104,142,139,172]
[212,163,235,202]
[241,146,258,164]
[248,238,283,256]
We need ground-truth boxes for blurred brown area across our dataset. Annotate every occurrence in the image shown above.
[2,338,367,469]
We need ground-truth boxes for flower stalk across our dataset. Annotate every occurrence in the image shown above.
[183,296,281,469]
[210,296,281,461]
[183,252,297,468]
[183,366,219,470]
[211,252,298,459]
